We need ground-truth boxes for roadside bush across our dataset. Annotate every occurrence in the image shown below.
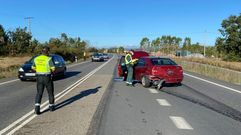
[223,54,241,62]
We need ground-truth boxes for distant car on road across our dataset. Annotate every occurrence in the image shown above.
[102,53,109,60]
[18,54,66,81]
[135,57,183,89]
[91,53,104,62]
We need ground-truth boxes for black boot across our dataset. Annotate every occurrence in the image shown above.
[49,105,55,112]
[35,106,40,115]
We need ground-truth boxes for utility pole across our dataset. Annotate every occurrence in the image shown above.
[203,30,207,57]
[24,17,34,34]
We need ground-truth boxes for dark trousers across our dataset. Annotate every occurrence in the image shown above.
[35,75,54,105]
[126,64,133,84]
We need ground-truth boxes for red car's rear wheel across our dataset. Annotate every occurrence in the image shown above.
[141,76,151,88]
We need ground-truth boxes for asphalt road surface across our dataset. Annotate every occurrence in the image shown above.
[98,70,241,135]
[1,58,241,135]
[0,60,105,131]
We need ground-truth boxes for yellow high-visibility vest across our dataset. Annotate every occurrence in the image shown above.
[125,54,132,65]
[32,55,55,74]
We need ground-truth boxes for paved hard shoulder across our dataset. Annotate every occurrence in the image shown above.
[13,59,116,135]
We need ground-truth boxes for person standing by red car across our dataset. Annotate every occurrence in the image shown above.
[125,50,138,86]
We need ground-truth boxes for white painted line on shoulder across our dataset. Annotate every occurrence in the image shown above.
[149,88,159,93]
[156,99,171,106]
[0,79,19,86]
[0,57,114,135]
[184,73,241,94]
[170,116,193,130]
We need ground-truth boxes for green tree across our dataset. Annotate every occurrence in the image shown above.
[0,25,8,55]
[183,37,191,51]
[140,37,150,51]
[215,13,241,61]
[118,46,125,53]
[8,27,32,55]
[151,37,161,52]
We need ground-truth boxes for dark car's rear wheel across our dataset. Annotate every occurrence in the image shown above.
[141,76,151,88]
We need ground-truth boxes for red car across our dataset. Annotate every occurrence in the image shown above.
[118,50,149,79]
[135,57,183,89]
[118,54,183,89]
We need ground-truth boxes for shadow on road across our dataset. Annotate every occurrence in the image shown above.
[54,71,81,81]
[42,86,101,114]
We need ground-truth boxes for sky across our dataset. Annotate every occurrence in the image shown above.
[0,0,240,48]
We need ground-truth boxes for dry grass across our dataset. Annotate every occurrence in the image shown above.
[0,56,31,68]
[0,56,31,78]
[174,57,241,72]
[174,60,241,84]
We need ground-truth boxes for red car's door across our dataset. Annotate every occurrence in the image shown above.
[134,58,147,80]
[117,56,127,77]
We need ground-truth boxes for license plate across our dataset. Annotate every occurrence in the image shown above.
[25,73,36,76]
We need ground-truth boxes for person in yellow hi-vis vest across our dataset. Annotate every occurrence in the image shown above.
[32,47,55,115]
[125,50,138,86]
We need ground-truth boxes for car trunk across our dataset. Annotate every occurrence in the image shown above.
[152,65,183,78]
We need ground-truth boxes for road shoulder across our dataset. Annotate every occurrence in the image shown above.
[14,59,115,135]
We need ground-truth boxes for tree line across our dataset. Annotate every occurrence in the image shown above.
[140,13,241,61]
[0,25,90,62]
[140,35,216,57]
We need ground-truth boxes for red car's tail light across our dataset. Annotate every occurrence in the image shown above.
[152,67,159,75]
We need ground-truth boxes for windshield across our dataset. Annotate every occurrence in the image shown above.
[151,58,177,66]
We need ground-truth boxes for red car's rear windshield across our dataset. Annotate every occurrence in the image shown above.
[132,51,149,59]
[151,58,177,66]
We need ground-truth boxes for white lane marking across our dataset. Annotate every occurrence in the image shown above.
[0,57,114,135]
[170,116,193,130]
[149,88,159,93]
[156,99,171,106]
[184,73,241,94]
[0,79,19,86]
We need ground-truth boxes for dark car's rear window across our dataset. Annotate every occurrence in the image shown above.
[151,58,177,65]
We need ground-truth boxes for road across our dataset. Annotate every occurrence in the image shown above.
[0,60,104,131]
[1,57,241,135]
[98,69,241,135]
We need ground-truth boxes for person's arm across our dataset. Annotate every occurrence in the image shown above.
[31,59,36,71]
[49,58,55,72]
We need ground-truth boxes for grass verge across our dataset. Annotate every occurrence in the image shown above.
[174,59,241,85]
[174,57,241,72]
[0,56,31,78]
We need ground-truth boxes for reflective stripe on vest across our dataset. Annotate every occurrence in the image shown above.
[34,55,52,73]
[125,54,132,65]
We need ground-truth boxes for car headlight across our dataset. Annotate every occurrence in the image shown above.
[19,68,24,72]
